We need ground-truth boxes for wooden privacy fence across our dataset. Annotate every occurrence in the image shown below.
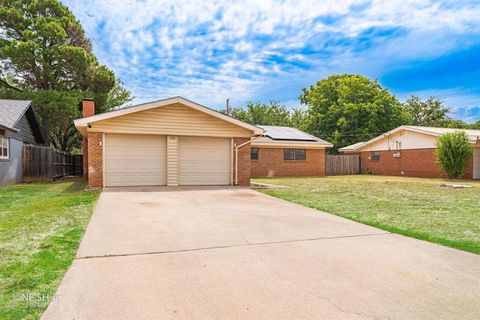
[23,145,83,182]
[326,154,361,175]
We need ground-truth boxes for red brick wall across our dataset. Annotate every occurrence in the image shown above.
[357,148,474,179]
[234,138,251,186]
[82,138,88,179]
[251,147,326,177]
[87,132,103,188]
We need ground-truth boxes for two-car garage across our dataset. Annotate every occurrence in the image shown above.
[75,97,262,188]
[104,134,232,187]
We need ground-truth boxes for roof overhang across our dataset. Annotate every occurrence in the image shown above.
[340,125,480,153]
[252,139,332,149]
[0,122,19,133]
[74,96,264,137]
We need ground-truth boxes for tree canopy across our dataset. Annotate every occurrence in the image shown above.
[228,75,477,152]
[403,95,451,127]
[229,101,304,128]
[0,0,131,152]
[299,74,406,150]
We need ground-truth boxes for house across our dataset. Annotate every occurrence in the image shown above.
[0,99,45,186]
[339,125,480,179]
[251,126,333,177]
[74,97,263,188]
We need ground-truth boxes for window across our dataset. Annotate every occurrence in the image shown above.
[284,148,306,160]
[0,136,9,159]
[251,147,259,160]
[371,151,380,160]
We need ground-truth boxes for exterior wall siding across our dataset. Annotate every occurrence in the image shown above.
[12,113,37,144]
[88,103,252,138]
[251,147,326,177]
[358,148,474,179]
[0,138,23,186]
[87,132,103,188]
[234,138,251,186]
[364,129,438,151]
[167,135,179,186]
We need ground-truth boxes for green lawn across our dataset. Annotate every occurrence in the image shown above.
[0,178,99,320]
[253,175,480,254]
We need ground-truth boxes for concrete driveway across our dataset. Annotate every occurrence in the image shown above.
[42,187,479,320]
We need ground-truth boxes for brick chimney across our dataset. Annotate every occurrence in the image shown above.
[82,98,95,117]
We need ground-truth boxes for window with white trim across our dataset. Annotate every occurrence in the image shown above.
[0,136,9,159]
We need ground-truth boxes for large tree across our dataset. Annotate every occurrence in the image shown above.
[0,0,131,152]
[300,74,407,151]
[403,95,451,127]
[230,101,294,126]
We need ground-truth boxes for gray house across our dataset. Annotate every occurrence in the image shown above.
[0,99,45,186]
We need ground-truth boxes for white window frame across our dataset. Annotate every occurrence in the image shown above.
[0,136,9,160]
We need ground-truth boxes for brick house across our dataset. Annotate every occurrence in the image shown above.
[75,97,263,188]
[339,125,480,179]
[251,126,333,177]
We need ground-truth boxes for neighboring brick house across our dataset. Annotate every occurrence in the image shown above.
[251,126,333,177]
[74,97,263,188]
[0,99,45,186]
[339,125,480,179]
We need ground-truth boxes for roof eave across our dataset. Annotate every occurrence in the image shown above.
[74,96,263,135]
[0,123,20,132]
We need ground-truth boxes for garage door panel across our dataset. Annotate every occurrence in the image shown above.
[178,136,231,185]
[105,134,167,186]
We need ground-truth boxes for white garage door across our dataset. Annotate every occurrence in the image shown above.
[474,148,480,180]
[105,134,167,186]
[178,136,231,185]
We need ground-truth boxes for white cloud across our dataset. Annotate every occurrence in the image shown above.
[63,0,480,109]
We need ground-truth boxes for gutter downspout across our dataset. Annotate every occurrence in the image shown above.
[234,139,253,185]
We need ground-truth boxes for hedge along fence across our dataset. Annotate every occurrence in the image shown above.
[22,145,83,182]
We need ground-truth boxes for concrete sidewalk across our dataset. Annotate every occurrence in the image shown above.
[42,187,480,320]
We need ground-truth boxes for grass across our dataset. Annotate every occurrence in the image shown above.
[253,175,480,254]
[0,178,99,320]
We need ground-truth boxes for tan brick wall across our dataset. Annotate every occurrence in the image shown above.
[234,138,251,186]
[251,147,326,177]
[87,132,103,188]
[357,148,474,179]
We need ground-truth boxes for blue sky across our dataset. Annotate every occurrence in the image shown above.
[62,0,480,122]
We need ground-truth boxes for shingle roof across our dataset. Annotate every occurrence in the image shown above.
[0,99,32,129]
[339,125,480,152]
[253,125,333,147]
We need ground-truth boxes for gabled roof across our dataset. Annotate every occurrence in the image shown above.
[403,126,480,142]
[0,99,45,144]
[338,141,366,152]
[252,125,333,148]
[0,99,31,130]
[74,96,264,135]
[339,125,480,152]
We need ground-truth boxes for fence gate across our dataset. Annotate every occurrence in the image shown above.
[326,154,360,175]
[22,145,83,182]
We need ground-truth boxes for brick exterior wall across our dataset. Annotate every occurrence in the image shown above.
[234,138,251,186]
[82,138,88,179]
[357,148,474,179]
[87,132,103,188]
[251,147,326,177]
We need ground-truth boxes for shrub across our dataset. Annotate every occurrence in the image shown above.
[435,131,474,179]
